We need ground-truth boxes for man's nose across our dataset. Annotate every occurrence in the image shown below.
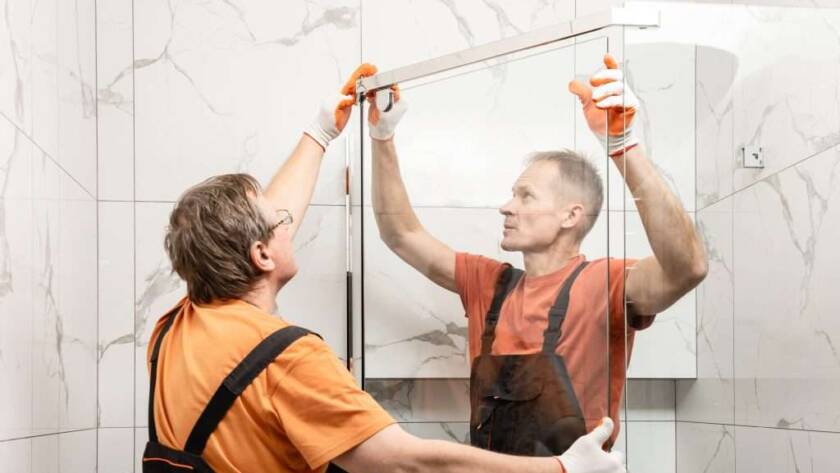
[499,200,514,216]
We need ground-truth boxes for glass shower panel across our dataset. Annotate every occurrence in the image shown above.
[354,26,632,447]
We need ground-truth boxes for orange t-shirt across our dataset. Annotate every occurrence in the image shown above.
[455,253,655,445]
[146,298,395,473]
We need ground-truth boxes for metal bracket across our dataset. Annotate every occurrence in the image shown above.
[742,145,765,169]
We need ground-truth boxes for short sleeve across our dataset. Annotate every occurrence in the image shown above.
[608,259,656,331]
[269,336,395,469]
[455,252,507,318]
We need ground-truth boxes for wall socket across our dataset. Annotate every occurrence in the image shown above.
[742,145,765,168]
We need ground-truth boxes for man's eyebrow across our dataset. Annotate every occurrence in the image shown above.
[513,183,534,193]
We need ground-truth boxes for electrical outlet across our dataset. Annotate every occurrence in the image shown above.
[742,145,764,169]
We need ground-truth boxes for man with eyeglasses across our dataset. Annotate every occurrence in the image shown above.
[142,65,625,473]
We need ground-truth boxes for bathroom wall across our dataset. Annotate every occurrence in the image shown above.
[7,0,840,471]
[94,0,363,470]
[0,0,99,469]
[628,3,840,472]
[90,1,685,470]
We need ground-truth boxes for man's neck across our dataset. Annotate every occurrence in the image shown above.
[242,283,279,314]
[523,245,581,278]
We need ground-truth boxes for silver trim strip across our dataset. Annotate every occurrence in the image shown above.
[358,7,660,92]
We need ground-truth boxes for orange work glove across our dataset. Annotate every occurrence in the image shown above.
[568,54,639,157]
[304,64,378,150]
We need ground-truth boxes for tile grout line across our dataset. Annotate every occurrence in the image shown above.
[677,420,840,436]
[697,142,840,214]
[0,427,99,444]
[94,0,101,470]
[131,0,138,468]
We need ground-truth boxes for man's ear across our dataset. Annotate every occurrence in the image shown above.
[561,203,585,230]
[250,240,276,272]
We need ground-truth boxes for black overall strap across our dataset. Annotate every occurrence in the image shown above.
[148,306,182,444]
[481,265,525,355]
[183,326,315,455]
[542,261,589,353]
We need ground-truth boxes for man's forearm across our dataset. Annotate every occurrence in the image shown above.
[612,145,706,280]
[402,438,562,473]
[371,138,424,246]
[263,134,325,238]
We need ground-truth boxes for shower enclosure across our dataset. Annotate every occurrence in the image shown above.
[345,3,840,472]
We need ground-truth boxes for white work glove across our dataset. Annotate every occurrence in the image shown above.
[555,417,626,473]
[303,92,356,150]
[367,85,407,141]
[569,54,640,157]
[304,64,379,150]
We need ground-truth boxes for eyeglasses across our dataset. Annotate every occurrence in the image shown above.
[268,208,293,233]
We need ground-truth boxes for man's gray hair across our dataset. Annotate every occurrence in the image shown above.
[164,173,273,304]
[527,149,604,241]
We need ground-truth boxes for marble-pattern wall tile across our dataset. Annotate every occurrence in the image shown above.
[620,42,696,213]
[98,427,135,473]
[2,0,98,195]
[97,0,134,200]
[677,197,734,424]
[363,206,521,378]
[31,434,60,473]
[0,431,97,473]
[361,0,575,72]
[366,379,470,422]
[0,437,32,471]
[359,2,657,213]
[31,152,98,434]
[613,421,676,473]
[57,429,97,473]
[573,35,613,169]
[735,425,840,472]
[576,0,624,18]
[134,202,350,425]
[29,0,58,159]
[360,42,577,209]
[615,211,698,379]
[738,0,840,6]
[628,3,840,204]
[278,205,348,356]
[357,32,687,213]
[400,422,470,444]
[734,145,840,433]
[624,379,676,421]
[628,0,731,3]
[728,6,840,195]
[56,0,96,196]
[1,8,97,442]
[0,122,34,441]
[627,290,696,379]
[135,426,148,473]
[0,434,64,473]
[133,0,361,205]
[366,378,674,439]
[98,202,135,428]
[696,46,736,210]
[676,422,735,473]
[0,0,33,132]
